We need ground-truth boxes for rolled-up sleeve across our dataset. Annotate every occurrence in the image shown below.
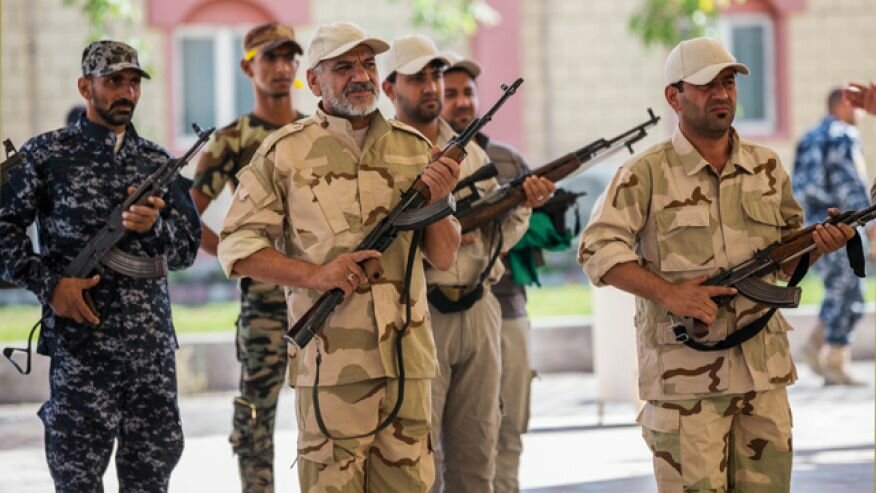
[578,163,651,286]
[217,150,285,278]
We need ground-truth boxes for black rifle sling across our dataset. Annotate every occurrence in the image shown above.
[673,253,810,352]
[312,228,423,440]
[427,220,504,314]
[846,231,865,277]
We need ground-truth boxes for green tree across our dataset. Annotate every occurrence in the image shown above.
[63,0,139,41]
[393,0,500,41]
[629,0,743,49]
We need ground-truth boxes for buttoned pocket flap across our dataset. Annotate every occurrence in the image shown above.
[636,402,679,433]
[742,200,785,227]
[656,206,710,232]
[311,180,350,233]
[236,168,272,206]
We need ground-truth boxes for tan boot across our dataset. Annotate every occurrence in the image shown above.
[800,324,825,377]
[821,344,865,386]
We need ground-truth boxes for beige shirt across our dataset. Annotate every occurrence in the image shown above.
[218,108,439,387]
[426,118,531,287]
[579,128,804,401]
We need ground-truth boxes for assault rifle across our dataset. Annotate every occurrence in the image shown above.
[0,140,24,187]
[672,203,876,351]
[285,78,524,349]
[455,109,660,232]
[3,124,214,374]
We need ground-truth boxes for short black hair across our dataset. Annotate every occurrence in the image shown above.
[386,71,397,84]
[827,87,844,112]
[672,81,684,93]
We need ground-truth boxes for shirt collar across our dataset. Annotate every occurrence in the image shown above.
[74,115,139,149]
[671,126,751,176]
[313,105,388,153]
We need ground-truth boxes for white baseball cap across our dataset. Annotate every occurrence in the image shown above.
[664,37,750,86]
[443,51,482,79]
[307,21,389,70]
[381,35,449,79]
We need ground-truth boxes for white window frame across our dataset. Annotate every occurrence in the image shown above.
[173,25,251,149]
[718,13,777,135]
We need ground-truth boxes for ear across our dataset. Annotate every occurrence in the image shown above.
[664,84,681,112]
[382,79,395,101]
[306,68,322,97]
[240,59,254,78]
[77,77,91,99]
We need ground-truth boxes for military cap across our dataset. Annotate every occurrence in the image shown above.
[307,21,389,70]
[442,51,481,80]
[243,22,303,61]
[382,35,449,79]
[664,37,749,86]
[81,40,151,79]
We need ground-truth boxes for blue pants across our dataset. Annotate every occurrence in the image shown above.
[38,346,183,493]
[814,249,864,346]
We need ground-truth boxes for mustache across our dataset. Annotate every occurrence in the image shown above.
[343,82,377,96]
[708,100,732,110]
[111,99,135,110]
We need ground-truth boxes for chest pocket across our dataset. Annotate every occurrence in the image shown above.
[293,156,352,235]
[742,200,785,251]
[655,205,715,272]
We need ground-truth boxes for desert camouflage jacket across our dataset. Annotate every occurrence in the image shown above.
[579,128,804,401]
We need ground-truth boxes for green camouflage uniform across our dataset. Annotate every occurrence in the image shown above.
[218,108,441,493]
[192,113,299,492]
[579,128,803,492]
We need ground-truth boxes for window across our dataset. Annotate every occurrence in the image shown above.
[174,27,255,146]
[719,14,776,135]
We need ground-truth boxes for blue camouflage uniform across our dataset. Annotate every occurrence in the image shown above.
[0,116,200,492]
[792,115,870,346]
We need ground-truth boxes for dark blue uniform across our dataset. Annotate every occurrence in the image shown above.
[0,116,200,492]
[792,116,870,346]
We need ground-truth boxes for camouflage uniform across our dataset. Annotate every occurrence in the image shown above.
[218,108,440,492]
[479,134,537,493]
[192,113,303,490]
[792,116,870,346]
[428,119,531,493]
[0,116,200,492]
[579,128,804,492]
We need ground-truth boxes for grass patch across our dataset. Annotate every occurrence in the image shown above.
[1,277,873,342]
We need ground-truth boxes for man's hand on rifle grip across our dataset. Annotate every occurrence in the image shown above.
[421,145,461,205]
[311,250,382,297]
[50,275,101,325]
[122,186,165,233]
[522,176,556,208]
[661,275,737,327]
[813,208,856,255]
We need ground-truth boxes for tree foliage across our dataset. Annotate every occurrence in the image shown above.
[396,0,501,41]
[629,0,745,49]
[63,0,139,41]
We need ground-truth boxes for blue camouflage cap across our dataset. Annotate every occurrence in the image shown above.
[81,40,151,79]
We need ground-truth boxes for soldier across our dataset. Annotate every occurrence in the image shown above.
[0,40,200,492]
[440,52,555,493]
[380,35,531,493]
[792,87,875,385]
[189,22,305,492]
[217,22,461,493]
[579,37,854,492]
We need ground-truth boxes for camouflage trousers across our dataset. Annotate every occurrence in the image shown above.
[430,291,502,493]
[230,281,289,493]
[38,345,183,493]
[494,316,536,493]
[638,387,792,493]
[814,248,864,346]
[296,378,434,492]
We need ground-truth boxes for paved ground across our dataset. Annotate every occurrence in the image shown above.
[0,362,872,492]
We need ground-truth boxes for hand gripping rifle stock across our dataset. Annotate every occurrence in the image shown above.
[285,78,524,349]
[672,203,876,351]
[455,108,661,233]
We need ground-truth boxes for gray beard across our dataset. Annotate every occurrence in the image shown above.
[321,81,378,117]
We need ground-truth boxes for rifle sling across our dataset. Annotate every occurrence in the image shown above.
[311,229,423,440]
[426,221,504,314]
[673,253,810,352]
[846,231,865,278]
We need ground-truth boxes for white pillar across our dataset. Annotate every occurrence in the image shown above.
[592,284,639,407]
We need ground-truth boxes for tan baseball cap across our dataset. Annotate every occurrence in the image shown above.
[381,35,449,79]
[443,51,481,79]
[664,37,750,86]
[307,21,389,69]
[243,22,302,61]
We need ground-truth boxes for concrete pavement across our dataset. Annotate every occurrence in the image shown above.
[0,362,872,492]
